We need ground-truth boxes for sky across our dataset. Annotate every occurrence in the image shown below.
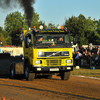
[0,0,100,28]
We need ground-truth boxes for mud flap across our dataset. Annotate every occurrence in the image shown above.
[15,62,24,75]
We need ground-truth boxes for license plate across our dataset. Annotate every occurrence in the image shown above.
[50,68,59,71]
[67,67,71,70]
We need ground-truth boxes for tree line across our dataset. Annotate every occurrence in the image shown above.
[65,14,100,46]
[0,11,100,46]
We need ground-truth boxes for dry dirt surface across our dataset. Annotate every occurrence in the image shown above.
[0,75,100,100]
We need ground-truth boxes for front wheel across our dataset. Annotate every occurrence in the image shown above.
[60,71,70,80]
[25,64,35,81]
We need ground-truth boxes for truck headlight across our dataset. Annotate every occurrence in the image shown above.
[35,60,42,64]
[38,52,45,57]
[66,60,72,63]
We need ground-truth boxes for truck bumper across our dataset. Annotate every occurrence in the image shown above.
[29,66,73,73]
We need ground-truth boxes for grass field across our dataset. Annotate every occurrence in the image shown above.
[71,67,100,78]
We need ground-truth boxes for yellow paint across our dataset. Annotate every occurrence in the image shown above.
[23,30,73,67]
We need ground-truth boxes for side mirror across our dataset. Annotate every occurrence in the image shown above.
[19,33,23,40]
[73,37,77,45]
[24,36,29,48]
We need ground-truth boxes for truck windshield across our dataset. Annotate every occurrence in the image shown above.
[33,33,71,48]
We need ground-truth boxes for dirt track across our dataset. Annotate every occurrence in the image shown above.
[0,75,100,100]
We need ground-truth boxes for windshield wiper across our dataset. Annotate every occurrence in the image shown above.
[35,43,51,48]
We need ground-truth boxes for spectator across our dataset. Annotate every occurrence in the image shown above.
[76,46,79,52]
[91,52,95,61]
[86,51,92,68]
[94,52,100,67]
[72,45,100,68]
[94,46,98,54]
[38,37,43,42]
[58,37,63,41]
[82,51,86,59]
[75,50,82,67]
[80,46,85,54]
[73,51,77,66]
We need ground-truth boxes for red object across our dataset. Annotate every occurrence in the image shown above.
[33,26,36,29]
[61,26,64,30]
[35,30,38,32]
[1,39,3,41]
[65,30,68,32]
[3,97,5,100]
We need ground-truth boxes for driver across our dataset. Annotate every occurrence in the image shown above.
[58,37,63,41]
[38,37,43,42]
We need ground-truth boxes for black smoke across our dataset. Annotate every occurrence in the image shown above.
[0,0,35,27]
[18,0,35,27]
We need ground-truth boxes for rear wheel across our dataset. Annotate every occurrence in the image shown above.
[60,71,70,80]
[25,64,35,81]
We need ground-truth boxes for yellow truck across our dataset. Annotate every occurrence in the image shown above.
[10,26,73,81]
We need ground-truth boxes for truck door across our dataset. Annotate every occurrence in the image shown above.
[24,34,33,63]
[28,34,33,64]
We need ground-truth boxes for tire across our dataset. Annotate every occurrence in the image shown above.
[10,64,15,79]
[25,64,35,81]
[60,71,70,80]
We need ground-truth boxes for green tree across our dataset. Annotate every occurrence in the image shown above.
[0,26,8,46]
[31,12,40,29]
[4,11,45,45]
[4,11,25,45]
[48,23,56,29]
[76,14,88,45]
[95,19,100,44]
[64,14,97,46]
[85,17,97,45]
[65,14,88,46]
[11,27,22,46]
[39,20,47,29]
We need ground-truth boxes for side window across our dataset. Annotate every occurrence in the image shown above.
[65,34,70,43]
[24,34,32,48]
[28,35,32,47]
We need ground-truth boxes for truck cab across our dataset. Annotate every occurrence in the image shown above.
[23,26,73,81]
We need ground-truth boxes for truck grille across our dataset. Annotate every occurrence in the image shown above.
[47,60,61,66]
[45,52,61,57]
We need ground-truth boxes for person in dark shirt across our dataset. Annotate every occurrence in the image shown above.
[86,51,92,68]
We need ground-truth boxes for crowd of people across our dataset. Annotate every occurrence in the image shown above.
[73,46,100,68]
